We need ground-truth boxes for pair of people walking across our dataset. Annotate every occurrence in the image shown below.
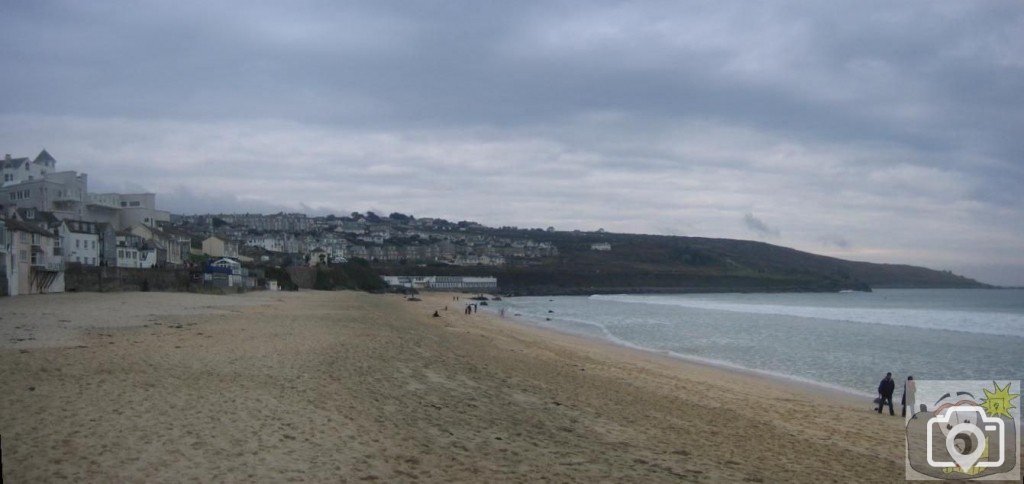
[876,372,915,416]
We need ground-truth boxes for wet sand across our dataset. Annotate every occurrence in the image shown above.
[1,290,908,482]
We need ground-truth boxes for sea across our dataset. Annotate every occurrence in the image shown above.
[490,289,1024,397]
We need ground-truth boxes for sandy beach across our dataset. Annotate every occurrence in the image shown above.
[1,290,909,482]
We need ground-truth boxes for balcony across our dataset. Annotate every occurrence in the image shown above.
[86,194,121,209]
[53,193,82,205]
[31,255,65,272]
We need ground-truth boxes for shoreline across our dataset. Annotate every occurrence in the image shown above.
[475,299,873,407]
[516,308,874,401]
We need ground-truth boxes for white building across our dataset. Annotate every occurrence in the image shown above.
[381,275,498,291]
[0,151,170,230]
[453,254,506,266]
[1,217,64,296]
[203,258,253,288]
[60,219,102,266]
[590,242,612,251]
[115,232,156,268]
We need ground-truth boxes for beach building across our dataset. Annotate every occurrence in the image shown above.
[60,219,102,266]
[381,275,498,291]
[1,217,65,295]
[203,258,256,289]
[127,224,188,266]
[116,231,157,268]
[590,242,612,251]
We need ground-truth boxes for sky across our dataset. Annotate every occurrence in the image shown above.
[1,1,1022,285]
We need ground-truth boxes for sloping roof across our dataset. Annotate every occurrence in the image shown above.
[33,149,56,164]
[16,208,61,226]
[160,226,192,239]
[2,157,29,170]
[2,218,56,237]
[65,219,99,234]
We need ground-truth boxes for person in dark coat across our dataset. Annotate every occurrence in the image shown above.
[877,372,896,415]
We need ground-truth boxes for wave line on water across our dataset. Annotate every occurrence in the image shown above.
[589,294,1024,338]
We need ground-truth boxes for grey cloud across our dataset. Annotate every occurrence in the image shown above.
[743,213,780,238]
[819,235,852,250]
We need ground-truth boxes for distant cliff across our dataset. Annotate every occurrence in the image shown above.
[379,229,989,294]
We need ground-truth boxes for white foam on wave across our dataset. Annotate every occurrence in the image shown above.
[589,294,1024,338]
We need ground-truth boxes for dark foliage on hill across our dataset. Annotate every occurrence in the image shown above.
[379,229,989,295]
[315,258,388,292]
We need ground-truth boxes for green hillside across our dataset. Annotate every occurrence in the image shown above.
[379,229,989,295]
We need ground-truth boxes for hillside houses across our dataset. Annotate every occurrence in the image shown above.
[172,212,558,268]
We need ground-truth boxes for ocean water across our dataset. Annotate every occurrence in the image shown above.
[492,289,1024,396]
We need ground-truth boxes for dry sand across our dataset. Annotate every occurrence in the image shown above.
[1,290,910,482]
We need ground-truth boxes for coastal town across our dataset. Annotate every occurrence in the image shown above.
[1,150,557,296]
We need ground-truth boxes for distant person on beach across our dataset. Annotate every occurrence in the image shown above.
[877,372,895,415]
[432,310,440,317]
[901,376,915,417]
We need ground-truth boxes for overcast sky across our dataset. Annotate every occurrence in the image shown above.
[2,1,1022,285]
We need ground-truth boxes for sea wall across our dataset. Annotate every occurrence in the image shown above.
[64,265,193,292]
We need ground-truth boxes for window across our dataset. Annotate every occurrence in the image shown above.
[120,201,127,207]
[19,249,27,262]
[130,201,141,207]
[76,240,81,248]
[118,249,124,258]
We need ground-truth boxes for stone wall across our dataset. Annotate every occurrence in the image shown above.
[64,264,193,292]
